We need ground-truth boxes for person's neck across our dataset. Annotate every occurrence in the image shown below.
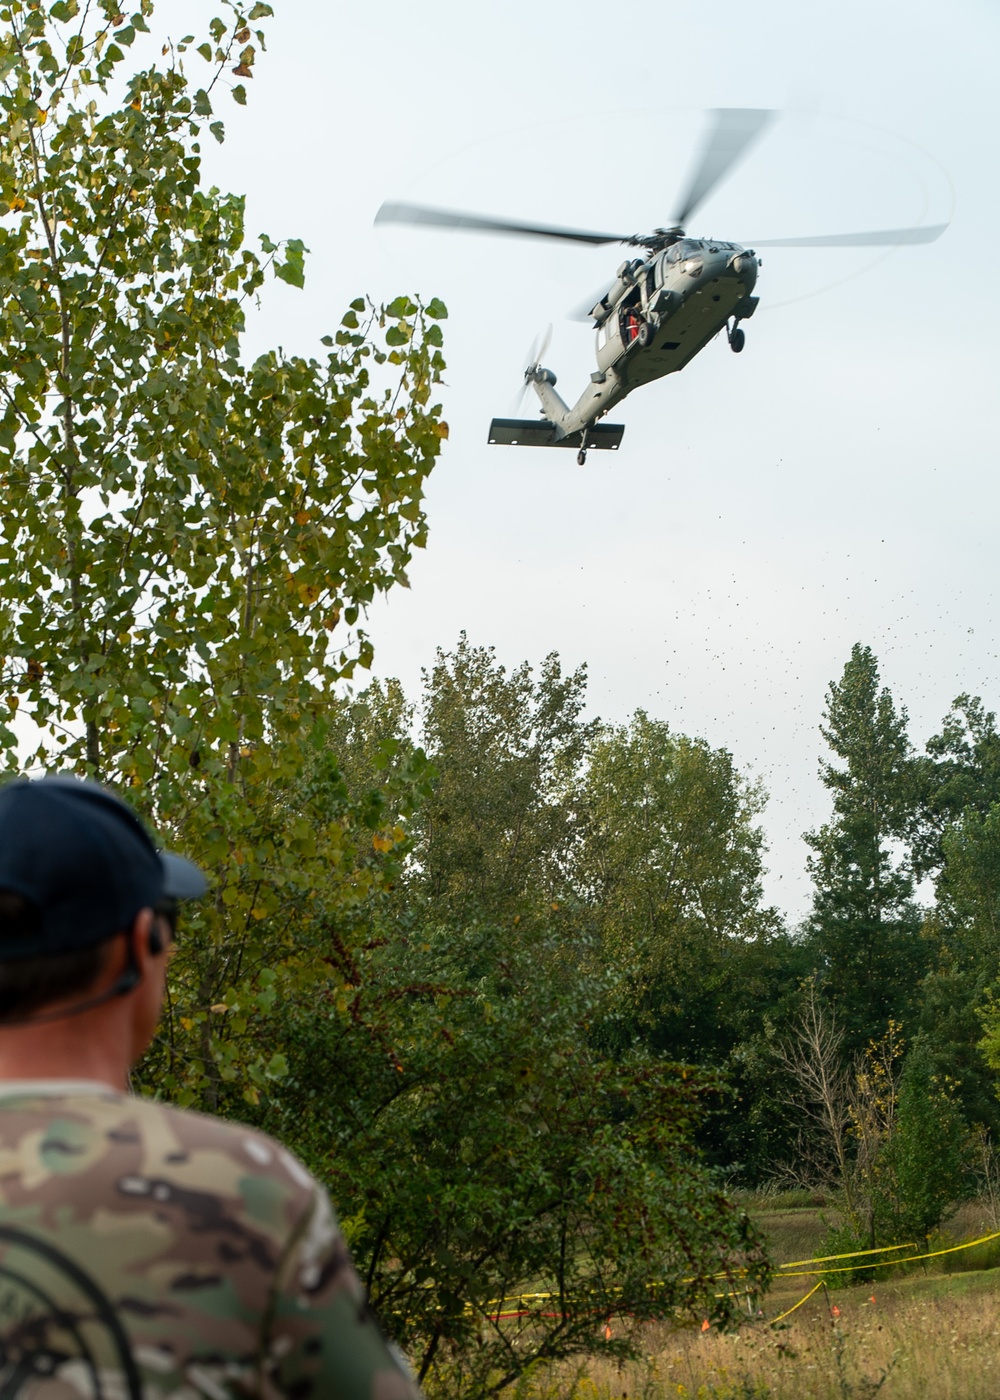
[0,1009,131,1091]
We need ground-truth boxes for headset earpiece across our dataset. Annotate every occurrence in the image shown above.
[148,923,164,957]
[112,964,141,997]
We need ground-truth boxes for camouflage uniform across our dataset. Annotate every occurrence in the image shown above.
[0,1081,421,1400]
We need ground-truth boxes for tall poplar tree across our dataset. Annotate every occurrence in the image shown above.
[0,0,448,1106]
[804,644,926,1050]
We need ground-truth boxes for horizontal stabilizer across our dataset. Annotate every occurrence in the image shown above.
[488,419,625,450]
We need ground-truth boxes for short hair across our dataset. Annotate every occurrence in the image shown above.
[0,891,112,1022]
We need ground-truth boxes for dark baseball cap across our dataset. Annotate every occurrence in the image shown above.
[0,776,207,959]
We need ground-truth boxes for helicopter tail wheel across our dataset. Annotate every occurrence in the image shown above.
[577,448,587,466]
[637,319,655,349]
[729,325,746,353]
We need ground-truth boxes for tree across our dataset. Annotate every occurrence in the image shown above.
[574,710,780,1063]
[883,1040,967,1244]
[909,699,1000,1132]
[774,979,854,1198]
[0,0,448,1106]
[236,654,775,1392]
[263,915,771,1399]
[804,645,926,1051]
[936,806,1000,972]
[413,635,594,925]
[913,695,1000,884]
[814,1024,967,1260]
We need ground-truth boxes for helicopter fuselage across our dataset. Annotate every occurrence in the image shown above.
[381,108,945,462]
[525,238,759,443]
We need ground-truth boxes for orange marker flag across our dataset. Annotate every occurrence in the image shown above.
[701,1319,711,1332]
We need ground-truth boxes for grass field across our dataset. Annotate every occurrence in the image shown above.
[518,1194,1000,1399]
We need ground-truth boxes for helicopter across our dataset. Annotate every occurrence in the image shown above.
[376,109,947,464]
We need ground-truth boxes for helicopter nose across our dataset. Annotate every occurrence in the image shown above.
[729,251,757,280]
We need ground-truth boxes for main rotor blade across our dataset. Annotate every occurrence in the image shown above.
[672,108,775,228]
[749,223,949,248]
[375,201,630,246]
[569,283,616,322]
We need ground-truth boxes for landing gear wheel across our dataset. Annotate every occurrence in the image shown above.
[730,326,746,353]
[637,319,655,349]
[577,448,587,466]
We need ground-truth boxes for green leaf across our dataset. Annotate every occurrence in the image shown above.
[232,83,247,105]
[248,2,274,17]
[386,295,417,319]
[209,121,225,144]
[275,238,307,289]
[425,297,448,320]
[197,42,212,60]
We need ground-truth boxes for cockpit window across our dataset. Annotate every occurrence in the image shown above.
[665,239,701,262]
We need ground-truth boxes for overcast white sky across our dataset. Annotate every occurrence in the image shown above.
[175,0,997,922]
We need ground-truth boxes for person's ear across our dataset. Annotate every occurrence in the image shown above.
[129,908,156,969]
[148,920,165,957]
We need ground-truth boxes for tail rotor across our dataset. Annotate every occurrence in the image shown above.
[512,323,552,413]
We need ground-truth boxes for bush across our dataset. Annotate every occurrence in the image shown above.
[260,918,772,1397]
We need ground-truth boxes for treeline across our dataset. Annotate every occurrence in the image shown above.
[173,632,1000,1391]
[335,634,1000,1140]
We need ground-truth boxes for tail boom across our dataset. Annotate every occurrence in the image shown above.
[525,365,626,439]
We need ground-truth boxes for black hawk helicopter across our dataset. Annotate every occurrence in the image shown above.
[376,109,947,464]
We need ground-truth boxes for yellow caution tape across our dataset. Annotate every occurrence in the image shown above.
[905,1228,1000,1262]
[483,1227,1000,1315]
[778,1241,916,1268]
[770,1280,823,1324]
[778,1227,1000,1278]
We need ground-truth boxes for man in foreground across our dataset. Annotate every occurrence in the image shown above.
[0,775,421,1399]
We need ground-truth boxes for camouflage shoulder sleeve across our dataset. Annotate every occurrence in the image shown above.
[265,1175,422,1400]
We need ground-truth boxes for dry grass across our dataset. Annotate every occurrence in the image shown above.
[519,1271,1000,1398]
[757,1209,838,1268]
[512,1198,1000,1399]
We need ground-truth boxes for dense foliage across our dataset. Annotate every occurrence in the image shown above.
[244,639,775,1393]
[255,631,1000,1384]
